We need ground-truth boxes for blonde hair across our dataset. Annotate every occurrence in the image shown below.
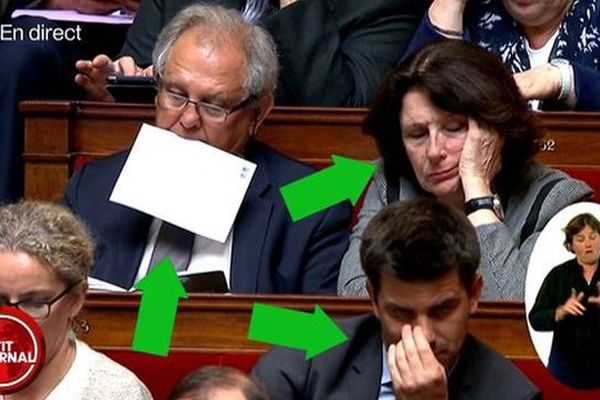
[0,201,94,284]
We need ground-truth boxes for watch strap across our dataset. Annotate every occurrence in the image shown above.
[464,196,495,215]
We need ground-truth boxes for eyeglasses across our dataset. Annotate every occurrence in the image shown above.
[156,88,256,123]
[0,282,78,320]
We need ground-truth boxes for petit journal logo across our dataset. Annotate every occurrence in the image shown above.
[0,307,45,394]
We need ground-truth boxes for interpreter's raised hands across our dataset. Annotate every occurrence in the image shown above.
[587,283,600,306]
[388,325,448,400]
[75,55,153,101]
[555,289,586,321]
[513,63,562,102]
[458,118,503,201]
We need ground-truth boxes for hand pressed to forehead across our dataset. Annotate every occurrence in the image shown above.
[387,325,448,400]
[459,117,503,200]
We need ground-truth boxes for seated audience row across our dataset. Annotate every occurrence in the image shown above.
[2,2,598,398]
[0,0,428,204]
[65,5,592,300]
[0,199,540,398]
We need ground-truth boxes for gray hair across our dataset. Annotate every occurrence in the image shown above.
[153,4,279,98]
[0,201,94,285]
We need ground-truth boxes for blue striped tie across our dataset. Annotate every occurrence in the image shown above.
[240,0,271,23]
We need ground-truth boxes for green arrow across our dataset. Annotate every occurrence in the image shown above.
[248,303,348,359]
[280,155,375,222]
[132,258,187,356]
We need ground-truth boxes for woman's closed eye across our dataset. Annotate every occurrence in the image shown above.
[403,128,427,141]
[444,122,466,134]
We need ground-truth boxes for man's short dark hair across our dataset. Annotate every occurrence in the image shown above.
[169,366,270,400]
[360,197,481,294]
[563,213,600,252]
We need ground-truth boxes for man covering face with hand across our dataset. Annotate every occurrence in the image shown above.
[253,198,539,399]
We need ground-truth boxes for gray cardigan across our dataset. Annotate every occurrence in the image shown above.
[338,161,593,300]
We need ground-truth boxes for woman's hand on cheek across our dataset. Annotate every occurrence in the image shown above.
[459,118,502,200]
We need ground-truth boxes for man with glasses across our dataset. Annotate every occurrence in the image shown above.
[63,4,351,294]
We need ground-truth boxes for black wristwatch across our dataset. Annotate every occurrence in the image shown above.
[464,195,504,221]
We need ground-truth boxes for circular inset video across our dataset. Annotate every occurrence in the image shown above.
[526,202,600,389]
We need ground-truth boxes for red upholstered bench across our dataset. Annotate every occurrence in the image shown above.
[104,350,600,400]
[104,350,262,400]
[515,360,600,400]
[559,166,600,202]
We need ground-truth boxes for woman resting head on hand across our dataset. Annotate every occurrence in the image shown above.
[337,40,593,300]
[0,201,152,400]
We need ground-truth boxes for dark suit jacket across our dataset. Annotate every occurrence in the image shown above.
[252,314,541,399]
[64,139,351,294]
[119,0,429,106]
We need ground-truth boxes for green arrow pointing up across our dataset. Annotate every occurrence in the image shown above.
[280,155,376,222]
[132,258,187,356]
[248,303,348,359]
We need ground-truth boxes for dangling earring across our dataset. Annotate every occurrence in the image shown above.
[70,317,91,335]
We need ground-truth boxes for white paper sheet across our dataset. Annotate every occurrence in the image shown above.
[110,123,256,243]
[87,277,129,292]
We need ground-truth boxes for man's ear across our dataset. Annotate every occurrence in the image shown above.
[251,91,274,135]
[468,274,483,314]
[366,280,380,319]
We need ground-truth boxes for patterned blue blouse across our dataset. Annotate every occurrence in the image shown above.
[407,0,600,111]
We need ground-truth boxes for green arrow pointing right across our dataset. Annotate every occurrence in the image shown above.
[248,303,348,359]
[280,155,375,222]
